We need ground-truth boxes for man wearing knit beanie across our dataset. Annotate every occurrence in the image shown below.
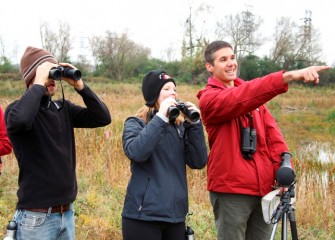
[5,46,111,240]
[20,46,58,88]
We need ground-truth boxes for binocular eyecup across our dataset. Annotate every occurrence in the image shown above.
[49,66,82,81]
[169,107,181,120]
[168,100,200,122]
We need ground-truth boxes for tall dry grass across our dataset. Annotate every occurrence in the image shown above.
[0,81,334,239]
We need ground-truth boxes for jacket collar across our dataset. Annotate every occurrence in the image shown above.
[207,76,244,88]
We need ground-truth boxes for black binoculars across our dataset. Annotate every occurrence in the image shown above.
[49,66,82,81]
[241,127,257,159]
[168,100,200,122]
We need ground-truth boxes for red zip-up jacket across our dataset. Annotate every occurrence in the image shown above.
[197,71,289,196]
[0,106,12,156]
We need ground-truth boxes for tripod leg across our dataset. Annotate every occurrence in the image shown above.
[288,206,298,240]
[270,222,278,240]
[281,213,288,240]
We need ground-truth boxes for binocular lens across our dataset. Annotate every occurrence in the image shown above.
[49,68,62,80]
[63,68,82,81]
[188,111,200,122]
[168,107,180,120]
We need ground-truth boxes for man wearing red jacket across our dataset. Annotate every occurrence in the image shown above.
[0,106,12,175]
[197,40,330,240]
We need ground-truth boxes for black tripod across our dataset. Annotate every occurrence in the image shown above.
[270,183,298,240]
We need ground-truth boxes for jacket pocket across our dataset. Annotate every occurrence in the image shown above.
[138,177,150,217]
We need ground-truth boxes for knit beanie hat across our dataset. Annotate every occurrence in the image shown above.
[20,46,58,87]
[142,70,176,107]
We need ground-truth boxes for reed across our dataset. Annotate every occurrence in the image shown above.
[0,81,334,239]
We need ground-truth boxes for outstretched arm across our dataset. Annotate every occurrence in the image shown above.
[283,66,331,84]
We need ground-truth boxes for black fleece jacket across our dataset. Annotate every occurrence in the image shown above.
[5,84,111,209]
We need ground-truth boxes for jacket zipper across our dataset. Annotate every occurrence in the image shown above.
[138,177,150,217]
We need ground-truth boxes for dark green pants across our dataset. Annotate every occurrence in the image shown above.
[210,192,273,240]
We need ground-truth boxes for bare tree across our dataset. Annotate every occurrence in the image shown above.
[0,35,17,73]
[90,31,150,81]
[215,7,264,61]
[40,22,58,55]
[163,44,177,62]
[271,17,297,65]
[270,12,322,69]
[57,22,71,62]
[183,3,212,58]
[40,21,72,62]
[0,36,5,59]
[181,3,212,83]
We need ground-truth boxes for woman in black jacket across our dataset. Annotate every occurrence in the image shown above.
[122,70,208,240]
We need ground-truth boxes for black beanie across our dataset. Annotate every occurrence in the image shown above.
[142,70,176,107]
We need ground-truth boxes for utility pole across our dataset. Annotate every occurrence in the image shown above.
[303,10,312,41]
[302,10,312,62]
[186,6,194,57]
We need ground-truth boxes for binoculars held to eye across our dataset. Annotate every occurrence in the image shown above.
[49,66,82,81]
[168,100,200,122]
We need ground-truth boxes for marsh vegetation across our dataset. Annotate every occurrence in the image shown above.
[1,81,334,239]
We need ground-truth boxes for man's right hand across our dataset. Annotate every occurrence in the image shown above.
[283,65,331,84]
[33,61,58,87]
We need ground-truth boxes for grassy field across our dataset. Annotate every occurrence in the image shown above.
[0,80,334,239]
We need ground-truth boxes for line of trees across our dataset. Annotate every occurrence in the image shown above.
[1,6,335,85]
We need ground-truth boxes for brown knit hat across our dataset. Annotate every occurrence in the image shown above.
[20,46,58,87]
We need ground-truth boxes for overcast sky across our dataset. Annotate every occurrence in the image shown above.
[1,0,334,65]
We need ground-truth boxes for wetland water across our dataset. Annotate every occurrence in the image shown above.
[296,141,334,186]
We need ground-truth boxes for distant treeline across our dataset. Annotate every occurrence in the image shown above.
[1,55,334,86]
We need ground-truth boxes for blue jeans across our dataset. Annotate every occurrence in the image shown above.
[13,204,75,240]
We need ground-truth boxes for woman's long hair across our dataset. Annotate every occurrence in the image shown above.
[136,102,183,125]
